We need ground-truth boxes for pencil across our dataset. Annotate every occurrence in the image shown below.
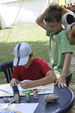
[8,99,15,105]
[0,89,12,94]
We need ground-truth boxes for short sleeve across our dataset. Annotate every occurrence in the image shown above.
[60,31,72,53]
[12,66,20,80]
[38,59,52,76]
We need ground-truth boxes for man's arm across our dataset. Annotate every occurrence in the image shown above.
[56,53,72,87]
[20,70,56,88]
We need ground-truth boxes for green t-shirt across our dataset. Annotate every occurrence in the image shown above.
[46,28,72,78]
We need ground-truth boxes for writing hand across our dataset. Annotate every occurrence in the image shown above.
[20,81,34,89]
[10,78,20,87]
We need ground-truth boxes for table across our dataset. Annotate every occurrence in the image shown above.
[0,85,74,113]
[34,85,74,113]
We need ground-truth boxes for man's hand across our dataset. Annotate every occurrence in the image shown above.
[55,76,67,88]
[10,78,20,87]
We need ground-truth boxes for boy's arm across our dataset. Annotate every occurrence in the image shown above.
[56,53,72,87]
[36,8,48,30]
[10,67,20,86]
[20,70,56,88]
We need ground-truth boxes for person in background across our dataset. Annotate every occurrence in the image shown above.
[36,3,73,88]
[10,42,56,88]
[58,3,75,45]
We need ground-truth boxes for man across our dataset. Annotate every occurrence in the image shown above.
[10,42,56,88]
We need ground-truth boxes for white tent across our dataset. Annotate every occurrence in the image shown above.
[0,0,57,29]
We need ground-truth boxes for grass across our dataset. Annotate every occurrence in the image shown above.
[0,25,75,63]
[0,25,50,63]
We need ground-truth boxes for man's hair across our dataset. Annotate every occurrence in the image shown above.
[44,4,62,22]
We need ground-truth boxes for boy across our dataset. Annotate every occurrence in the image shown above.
[10,42,56,88]
[36,4,72,87]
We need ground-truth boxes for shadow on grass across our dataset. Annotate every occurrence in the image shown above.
[0,41,49,64]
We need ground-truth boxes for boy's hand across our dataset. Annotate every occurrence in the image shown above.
[55,76,67,88]
[20,81,35,89]
[10,78,20,87]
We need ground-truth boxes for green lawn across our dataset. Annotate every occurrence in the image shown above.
[0,25,50,63]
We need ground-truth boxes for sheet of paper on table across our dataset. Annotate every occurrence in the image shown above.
[0,81,54,97]
[19,83,54,95]
[0,103,39,113]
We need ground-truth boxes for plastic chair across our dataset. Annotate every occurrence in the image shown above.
[0,61,13,83]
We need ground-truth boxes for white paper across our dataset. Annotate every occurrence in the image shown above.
[0,103,38,113]
[17,80,31,92]
[0,82,54,97]
[19,83,54,95]
[0,84,13,96]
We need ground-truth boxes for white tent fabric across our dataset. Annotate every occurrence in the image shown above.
[0,0,57,29]
[0,4,37,29]
[0,0,46,29]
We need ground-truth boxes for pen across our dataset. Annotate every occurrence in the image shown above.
[8,99,16,105]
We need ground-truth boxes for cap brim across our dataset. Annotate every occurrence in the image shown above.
[13,56,29,66]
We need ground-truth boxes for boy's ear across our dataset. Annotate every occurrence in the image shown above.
[31,52,33,57]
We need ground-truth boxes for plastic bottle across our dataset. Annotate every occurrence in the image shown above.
[25,89,30,102]
[33,89,38,98]
[12,86,20,103]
